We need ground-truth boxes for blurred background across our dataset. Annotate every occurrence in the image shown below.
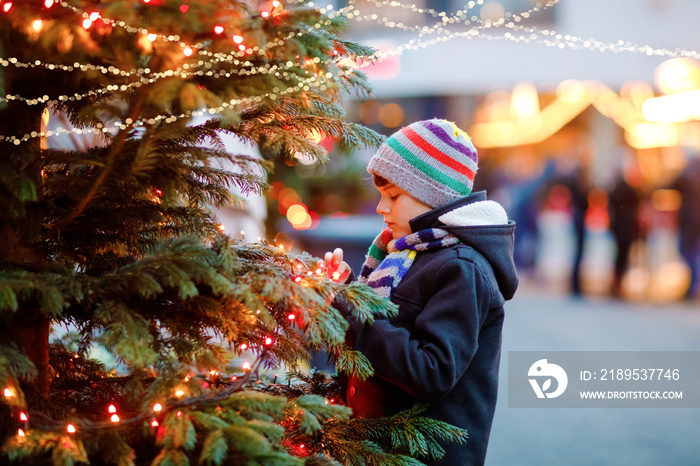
[259,0,700,307]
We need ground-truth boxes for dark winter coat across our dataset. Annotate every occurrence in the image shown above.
[340,191,519,466]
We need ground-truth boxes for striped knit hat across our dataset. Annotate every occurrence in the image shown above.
[368,119,478,208]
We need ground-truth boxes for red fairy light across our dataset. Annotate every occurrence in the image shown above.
[2,3,11,13]
[17,429,24,437]
[265,337,272,345]
[214,25,224,34]
[19,412,28,421]
[44,0,54,7]
[151,419,159,427]
[110,414,120,423]
[230,375,237,381]
[240,343,247,350]
[294,276,302,283]
[261,11,269,17]
[108,404,117,414]
[233,35,243,44]
[154,189,162,196]
[179,4,189,13]
[288,313,295,320]
[176,411,183,417]
[202,382,209,388]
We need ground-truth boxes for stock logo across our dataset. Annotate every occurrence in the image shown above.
[528,359,568,399]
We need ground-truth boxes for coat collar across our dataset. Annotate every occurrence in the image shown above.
[409,191,487,233]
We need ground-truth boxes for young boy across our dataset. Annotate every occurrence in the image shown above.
[325,119,518,465]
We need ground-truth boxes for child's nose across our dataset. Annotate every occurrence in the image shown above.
[376,197,389,215]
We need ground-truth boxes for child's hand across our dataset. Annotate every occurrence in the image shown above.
[323,248,351,283]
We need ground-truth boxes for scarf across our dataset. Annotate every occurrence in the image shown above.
[358,227,460,298]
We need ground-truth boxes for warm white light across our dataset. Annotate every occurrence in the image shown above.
[19,412,28,421]
[233,35,243,44]
[175,389,185,397]
[265,337,273,345]
[153,403,163,412]
[261,11,269,17]
[17,429,25,437]
[147,33,157,41]
[642,90,700,123]
[3,388,12,398]
[183,47,193,57]
[214,25,224,34]
[2,3,12,13]
[110,414,120,423]
[108,404,117,414]
[82,19,92,29]
[32,20,43,32]
[67,424,76,433]
[44,0,54,7]
[511,83,540,120]
[242,362,251,370]
[655,58,700,95]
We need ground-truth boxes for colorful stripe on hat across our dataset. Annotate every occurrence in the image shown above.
[386,137,473,196]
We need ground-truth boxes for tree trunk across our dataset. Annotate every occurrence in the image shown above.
[0,97,50,398]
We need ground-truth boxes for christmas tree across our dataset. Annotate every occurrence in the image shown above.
[0,1,466,464]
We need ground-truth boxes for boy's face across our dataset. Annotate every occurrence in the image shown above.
[376,183,432,239]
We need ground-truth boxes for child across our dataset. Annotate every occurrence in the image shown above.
[325,119,518,465]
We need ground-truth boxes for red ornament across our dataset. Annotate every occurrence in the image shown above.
[179,4,189,13]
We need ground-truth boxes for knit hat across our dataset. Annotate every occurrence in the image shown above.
[367,119,478,208]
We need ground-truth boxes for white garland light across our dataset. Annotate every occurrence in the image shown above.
[1,0,699,145]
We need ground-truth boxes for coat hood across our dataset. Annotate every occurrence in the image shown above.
[409,191,519,300]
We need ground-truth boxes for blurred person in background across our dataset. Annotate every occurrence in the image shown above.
[669,151,700,300]
[607,158,641,298]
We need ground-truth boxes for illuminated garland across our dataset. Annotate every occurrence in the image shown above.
[1,0,699,146]
[0,67,353,146]
[3,248,337,438]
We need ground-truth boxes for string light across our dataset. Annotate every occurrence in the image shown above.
[153,403,163,412]
[175,389,185,397]
[2,0,698,149]
[17,429,25,437]
[108,404,117,414]
[3,388,12,398]
[150,419,159,427]
[110,414,120,423]
[66,424,76,434]
[19,412,28,421]
[242,362,251,370]
[265,337,273,345]
[3,3,12,13]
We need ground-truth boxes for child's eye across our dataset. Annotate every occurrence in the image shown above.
[389,193,399,200]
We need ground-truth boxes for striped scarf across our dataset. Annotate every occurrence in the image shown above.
[359,228,460,298]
